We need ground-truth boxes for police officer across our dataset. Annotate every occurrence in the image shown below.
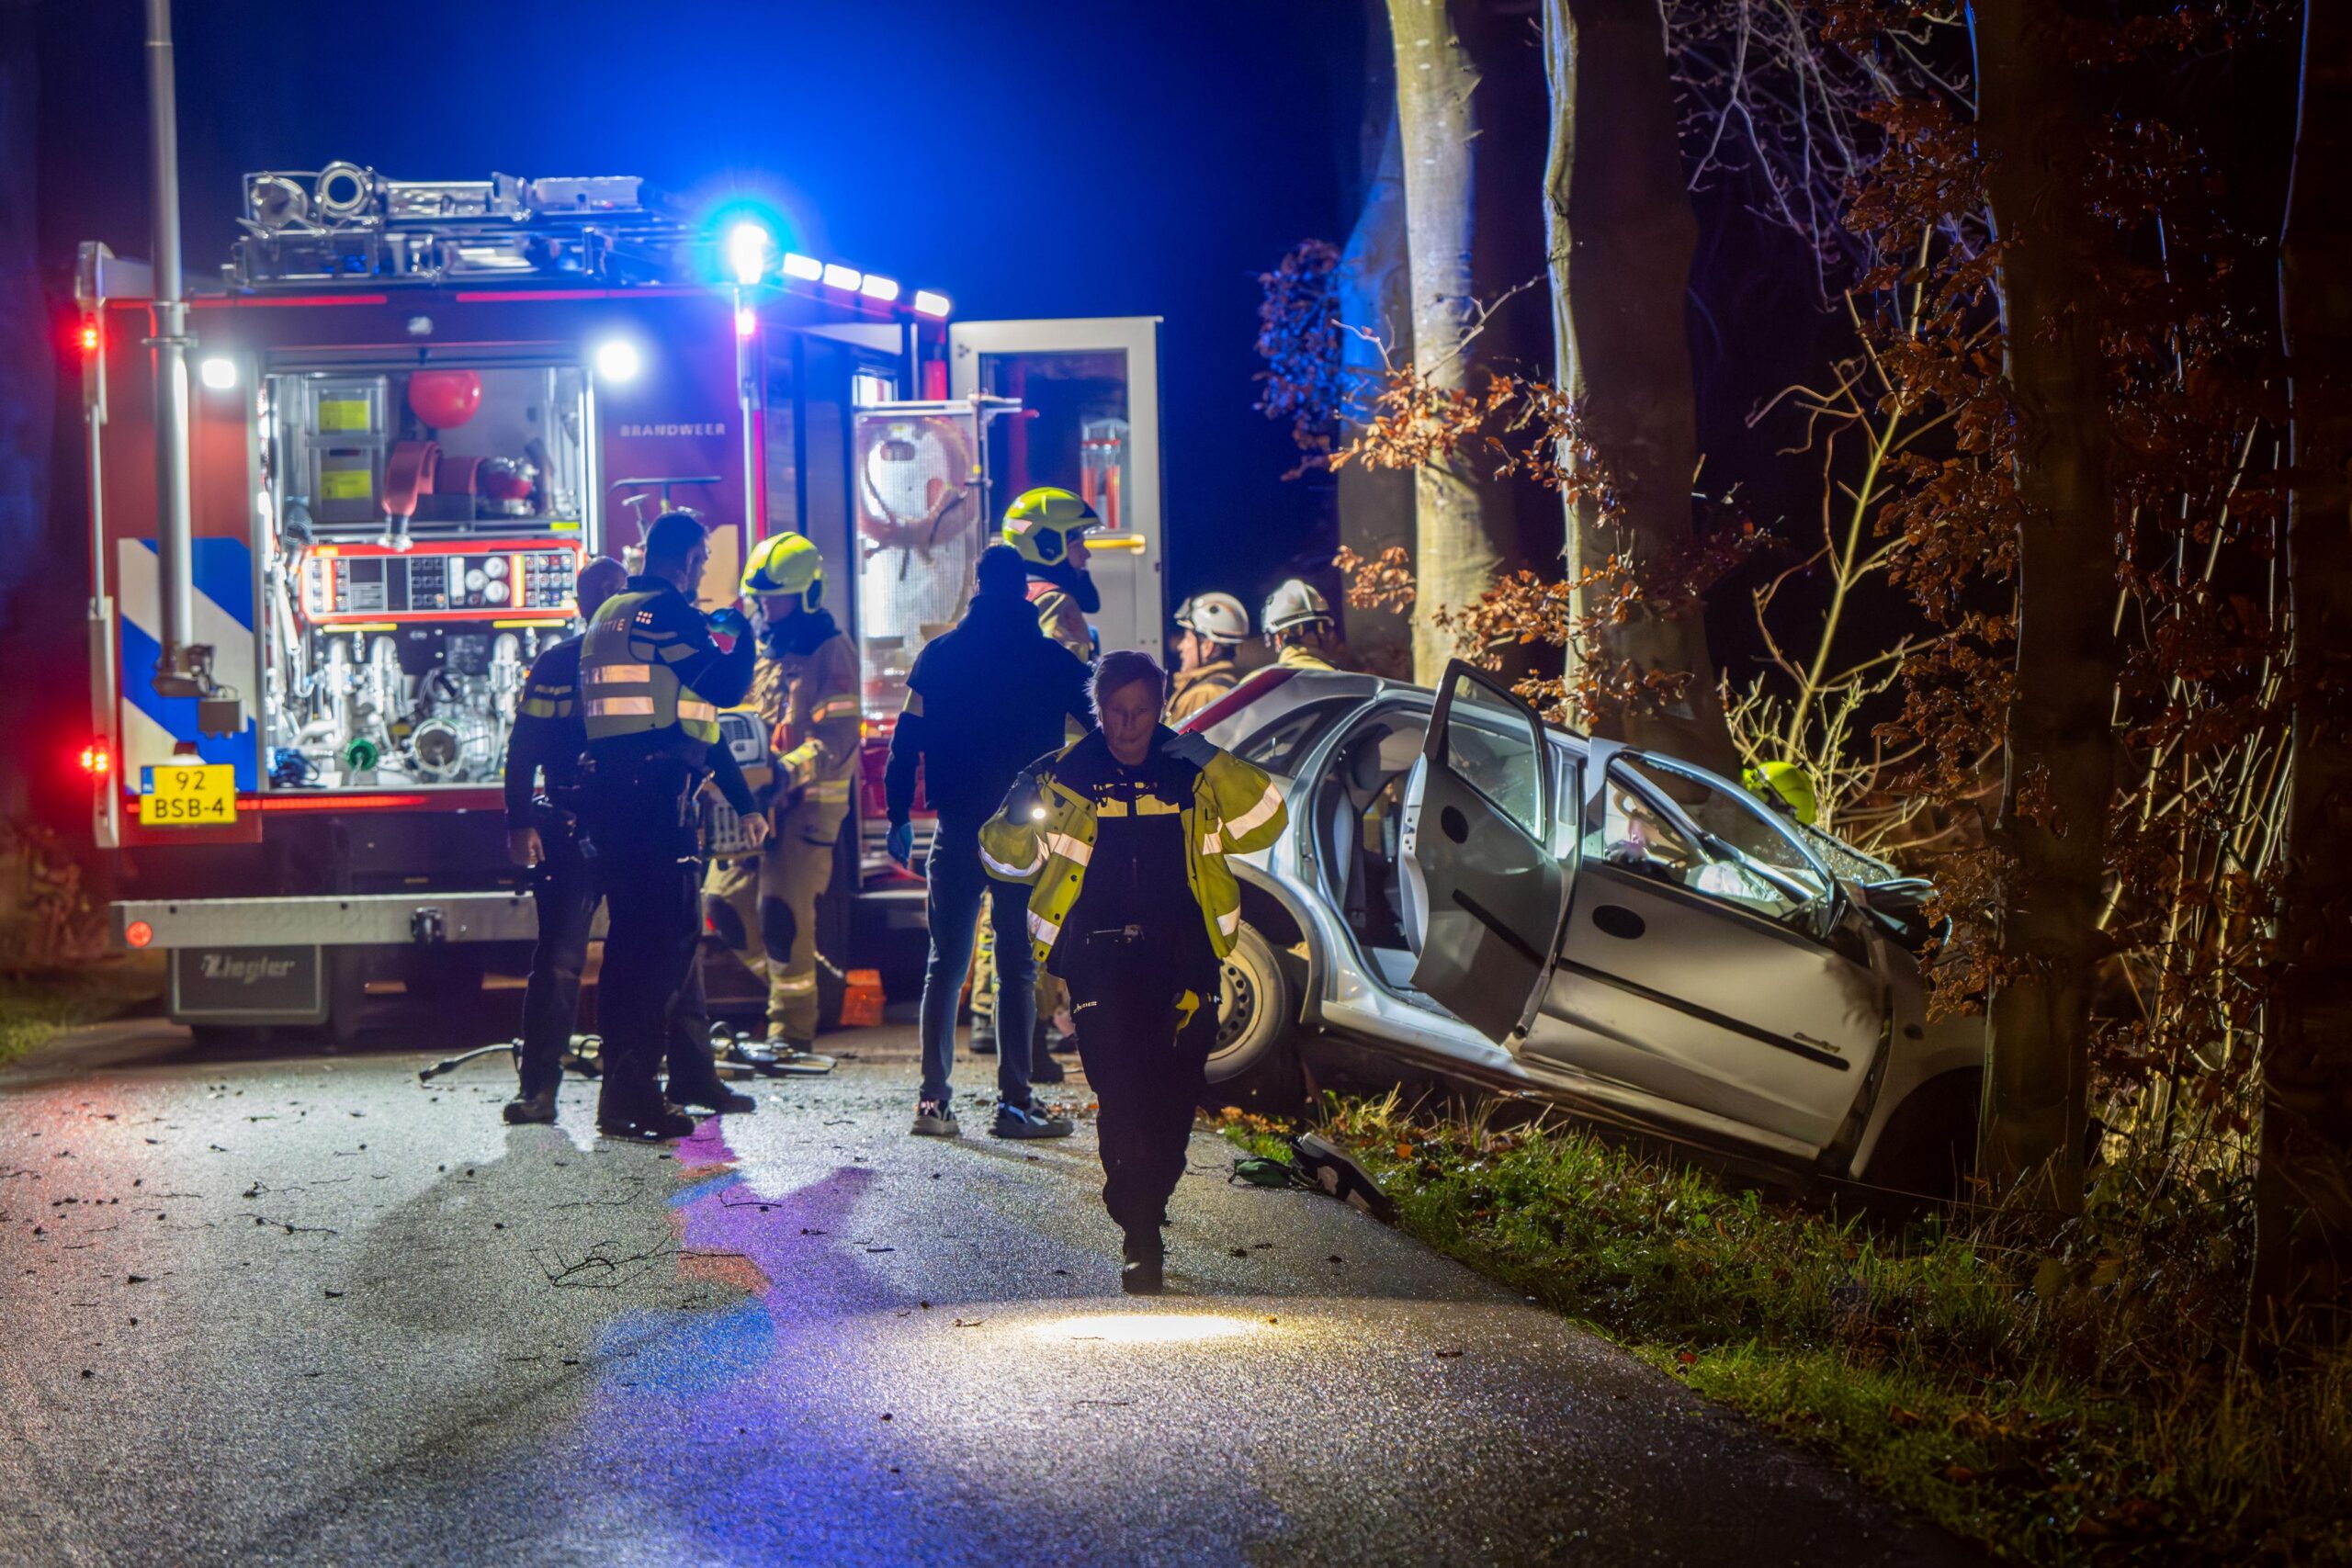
[502,557,763,1125]
[702,533,859,1064]
[886,544,1094,1138]
[578,513,758,1141]
[1262,579,1349,671]
[980,650,1290,1292]
[1167,592,1250,723]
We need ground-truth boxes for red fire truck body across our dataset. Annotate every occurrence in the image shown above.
[79,170,1164,1036]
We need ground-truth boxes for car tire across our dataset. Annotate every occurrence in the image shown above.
[1860,1069,1980,1204]
[1204,919,1304,1114]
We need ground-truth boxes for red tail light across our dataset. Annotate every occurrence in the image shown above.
[78,740,111,776]
[124,920,153,949]
[79,321,101,354]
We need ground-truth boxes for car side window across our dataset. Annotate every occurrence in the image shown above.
[1438,670,1543,841]
[1582,757,1835,935]
[1232,697,1358,776]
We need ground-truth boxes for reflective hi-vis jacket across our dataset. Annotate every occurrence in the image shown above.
[977,729,1289,965]
[1275,642,1340,673]
[581,581,752,760]
[1167,660,1241,724]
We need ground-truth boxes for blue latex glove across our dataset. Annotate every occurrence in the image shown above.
[1160,728,1217,768]
[707,605,750,639]
[886,820,915,869]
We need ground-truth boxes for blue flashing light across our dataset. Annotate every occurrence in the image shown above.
[727,222,771,288]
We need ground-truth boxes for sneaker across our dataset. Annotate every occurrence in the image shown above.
[990,1100,1073,1140]
[1027,1053,1067,1085]
[667,1077,756,1115]
[503,1089,558,1125]
[910,1099,962,1138]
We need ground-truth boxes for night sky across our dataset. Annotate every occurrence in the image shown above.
[5,0,1374,819]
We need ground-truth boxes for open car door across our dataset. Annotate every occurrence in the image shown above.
[1403,660,1574,1041]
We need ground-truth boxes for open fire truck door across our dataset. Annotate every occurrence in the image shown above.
[946,317,1163,664]
[844,318,1163,896]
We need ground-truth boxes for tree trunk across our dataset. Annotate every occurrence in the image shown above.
[2252,0,2352,1359]
[1337,54,1418,681]
[1539,0,1738,773]
[1972,0,2120,1213]
[1388,0,1511,682]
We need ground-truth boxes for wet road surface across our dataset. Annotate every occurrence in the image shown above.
[0,1022,1975,1566]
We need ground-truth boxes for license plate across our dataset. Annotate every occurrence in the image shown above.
[140,763,237,826]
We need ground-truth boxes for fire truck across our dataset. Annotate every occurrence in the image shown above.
[79,162,1165,1037]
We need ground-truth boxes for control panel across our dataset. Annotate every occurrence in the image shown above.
[302,539,582,624]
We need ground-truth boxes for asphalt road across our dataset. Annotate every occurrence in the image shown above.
[0,1021,1975,1567]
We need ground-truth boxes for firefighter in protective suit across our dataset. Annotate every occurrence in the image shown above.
[973,486,1102,1070]
[1002,485,1101,661]
[1263,578,1349,671]
[703,532,860,1060]
[1167,592,1250,723]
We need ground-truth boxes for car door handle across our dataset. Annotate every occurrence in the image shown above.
[1590,904,1645,941]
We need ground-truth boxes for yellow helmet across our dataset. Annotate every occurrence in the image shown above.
[1743,760,1818,826]
[741,531,825,614]
[1001,486,1098,569]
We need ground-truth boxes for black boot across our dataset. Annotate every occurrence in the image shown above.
[503,1088,558,1125]
[666,1077,755,1114]
[597,1100,698,1142]
[1120,1229,1164,1296]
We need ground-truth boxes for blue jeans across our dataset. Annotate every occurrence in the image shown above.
[918,827,1036,1108]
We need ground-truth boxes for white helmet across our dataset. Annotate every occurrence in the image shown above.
[1175,592,1250,646]
[1261,578,1333,635]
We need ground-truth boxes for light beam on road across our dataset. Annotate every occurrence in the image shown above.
[1028,1313,1266,1346]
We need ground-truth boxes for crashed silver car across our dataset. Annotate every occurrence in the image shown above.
[1185,659,1983,1196]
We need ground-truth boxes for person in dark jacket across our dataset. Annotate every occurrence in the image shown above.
[502,554,763,1127]
[884,544,1093,1139]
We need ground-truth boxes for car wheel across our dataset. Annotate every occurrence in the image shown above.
[1204,920,1303,1113]
[1860,1070,1980,1204]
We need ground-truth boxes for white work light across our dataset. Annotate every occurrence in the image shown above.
[728,221,770,288]
[594,340,641,382]
[198,355,239,390]
[781,253,823,282]
[912,290,952,320]
[860,274,900,303]
[821,263,863,291]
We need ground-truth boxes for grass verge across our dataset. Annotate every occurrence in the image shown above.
[1217,1097,2350,1565]
[0,955,167,1071]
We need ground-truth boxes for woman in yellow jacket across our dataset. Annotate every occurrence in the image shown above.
[979,649,1289,1293]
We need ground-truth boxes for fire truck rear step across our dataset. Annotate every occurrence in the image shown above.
[113,892,596,949]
